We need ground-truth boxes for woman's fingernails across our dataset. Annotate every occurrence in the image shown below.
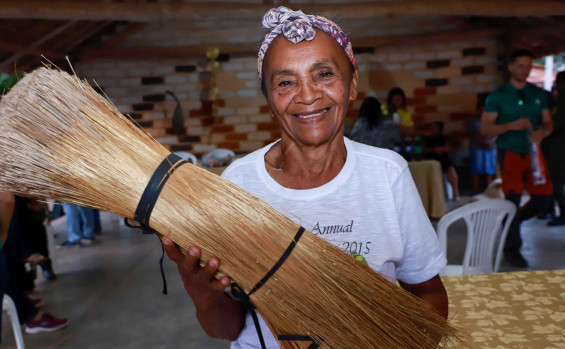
[161,237,173,246]
[209,258,218,267]
[188,247,198,256]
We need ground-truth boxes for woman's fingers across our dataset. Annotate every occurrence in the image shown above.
[212,276,232,291]
[161,236,184,264]
[161,237,228,291]
[205,259,231,291]
[182,246,202,273]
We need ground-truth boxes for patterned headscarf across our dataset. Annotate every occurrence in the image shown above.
[257,6,355,80]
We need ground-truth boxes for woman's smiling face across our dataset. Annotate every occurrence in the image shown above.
[262,30,358,147]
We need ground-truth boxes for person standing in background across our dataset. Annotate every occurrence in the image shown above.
[468,94,497,194]
[481,49,554,268]
[57,204,95,247]
[542,71,565,226]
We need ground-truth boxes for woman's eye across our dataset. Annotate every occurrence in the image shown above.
[319,71,334,79]
[278,80,293,87]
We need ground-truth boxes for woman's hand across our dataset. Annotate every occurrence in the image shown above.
[161,237,230,309]
[161,236,246,340]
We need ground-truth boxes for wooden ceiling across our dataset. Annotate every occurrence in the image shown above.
[1,0,565,73]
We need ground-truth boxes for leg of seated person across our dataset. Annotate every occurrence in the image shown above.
[446,166,460,199]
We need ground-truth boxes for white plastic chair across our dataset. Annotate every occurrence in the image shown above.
[201,148,235,167]
[2,294,25,349]
[437,199,516,276]
[173,151,198,164]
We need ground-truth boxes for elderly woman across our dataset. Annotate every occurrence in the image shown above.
[162,7,447,348]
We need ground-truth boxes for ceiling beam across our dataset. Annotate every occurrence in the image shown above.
[0,39,65,59]
[78,27,499,61]
[78,43,258,60]
[59,21,114,52]
[0,1,565,22]
[0,21,77,69]
[101,23,145,48]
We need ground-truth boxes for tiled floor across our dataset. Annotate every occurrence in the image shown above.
[1,206,564,348]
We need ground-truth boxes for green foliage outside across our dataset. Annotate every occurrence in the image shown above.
[0,72,24,94]
[534,53,565,74]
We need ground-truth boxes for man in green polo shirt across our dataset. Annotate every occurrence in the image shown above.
[482,49,554,268]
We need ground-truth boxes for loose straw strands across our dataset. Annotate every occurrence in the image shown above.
[0,67,467,348]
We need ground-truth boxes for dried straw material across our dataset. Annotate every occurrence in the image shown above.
[0,67,466,348]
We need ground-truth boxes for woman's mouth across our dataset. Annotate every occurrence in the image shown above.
[294,108,329,119]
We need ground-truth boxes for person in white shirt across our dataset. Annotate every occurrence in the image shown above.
[162,6,448,348]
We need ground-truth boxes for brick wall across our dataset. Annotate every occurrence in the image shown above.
[77,36,501,160]
[354,37,501,164]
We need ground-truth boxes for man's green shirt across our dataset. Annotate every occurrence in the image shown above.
[484,82,549,154]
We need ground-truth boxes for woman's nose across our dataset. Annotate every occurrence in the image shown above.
[294,81,322,104]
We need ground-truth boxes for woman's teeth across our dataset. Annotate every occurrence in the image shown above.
[296,108,328,119]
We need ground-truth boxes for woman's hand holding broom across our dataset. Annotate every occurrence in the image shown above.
[161,236,246,340]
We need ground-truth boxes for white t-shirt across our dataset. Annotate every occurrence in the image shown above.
[224,137,446,349]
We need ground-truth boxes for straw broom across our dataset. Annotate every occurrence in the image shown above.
[0,67,466,348]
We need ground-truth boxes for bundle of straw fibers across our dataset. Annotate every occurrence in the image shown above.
[0,67,464,348]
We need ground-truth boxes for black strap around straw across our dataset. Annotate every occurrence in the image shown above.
[125,154,318,347]
[231,226,319,349]
[124,153,188,295]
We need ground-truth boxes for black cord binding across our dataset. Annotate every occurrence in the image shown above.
[125,154,318,346]
[124,153,188,295]
[231,226,319,349]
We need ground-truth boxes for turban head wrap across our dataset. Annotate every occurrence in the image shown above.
[258,7,355,81]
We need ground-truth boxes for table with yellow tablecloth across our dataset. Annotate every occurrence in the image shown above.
[443,269,565,348]
[407,159,447,219]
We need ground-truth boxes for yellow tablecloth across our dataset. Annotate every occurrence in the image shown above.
[408,160,447,219]
[443,269,565,348]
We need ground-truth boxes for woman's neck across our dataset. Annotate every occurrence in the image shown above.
[265,137,347,189]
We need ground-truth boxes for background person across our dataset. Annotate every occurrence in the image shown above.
[350,96,401,150]
[542,71,565,226]
[381,87,415,136]
[57,204,95,247]
[481,49,554,267]
[468,94,497,194]
[4,196,57,292]
[0,192,68,335]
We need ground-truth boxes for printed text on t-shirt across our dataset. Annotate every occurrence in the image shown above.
[311,220,354,235]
